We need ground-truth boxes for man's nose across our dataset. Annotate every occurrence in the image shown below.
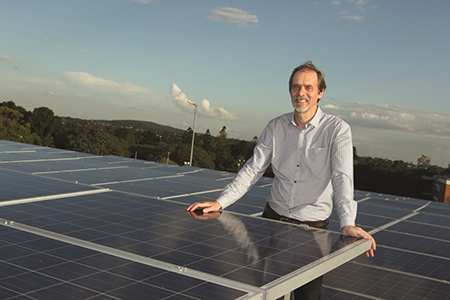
[297,86,306,96]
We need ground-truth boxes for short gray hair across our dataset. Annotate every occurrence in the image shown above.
[288,61,327,94]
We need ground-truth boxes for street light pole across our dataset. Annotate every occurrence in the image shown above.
[187,100,198,167]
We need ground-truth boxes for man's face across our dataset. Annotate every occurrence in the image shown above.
[290,69,323,114]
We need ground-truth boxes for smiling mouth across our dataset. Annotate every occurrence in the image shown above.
[295,97,309,103]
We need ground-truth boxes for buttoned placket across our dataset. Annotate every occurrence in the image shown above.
[289,124,308,214]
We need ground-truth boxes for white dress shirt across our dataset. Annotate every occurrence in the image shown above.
[216,107,357,229]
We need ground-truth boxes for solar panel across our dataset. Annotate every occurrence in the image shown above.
[324,260,450,300]
[0,168,106,204]
[0,143,370,299]
[419,201,450,216]
[2,140,450,300]
[0,191,369,299]
[0,225,251,300]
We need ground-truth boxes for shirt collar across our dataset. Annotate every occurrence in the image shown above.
[290,107,323,129]
[309,107,323,128]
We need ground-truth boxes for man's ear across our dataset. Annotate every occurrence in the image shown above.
[318,89,324,98]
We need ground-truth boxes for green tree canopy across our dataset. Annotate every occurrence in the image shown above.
[55,123,128,156]
[30,107,62,137]
[0,106,41,144]
[170,144,214,169]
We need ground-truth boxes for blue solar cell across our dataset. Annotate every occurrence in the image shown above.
[419,202,450,216]
[387,220,450,240]
[373,230,450,259]
[167,175,228,189]
[0,152,37,161]
[360,197,423,210]
[352,247,450,281]
[321,287,376,300]
[356,202,413,218]
[0,169,104,203]
[408,212,450,227]
[325,261,450,300]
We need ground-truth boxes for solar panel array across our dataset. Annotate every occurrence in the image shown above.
[1,140,449,299]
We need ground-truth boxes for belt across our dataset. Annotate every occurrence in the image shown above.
[279,216,328,228]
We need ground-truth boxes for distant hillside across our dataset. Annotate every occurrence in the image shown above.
[62,117,245,144]
[62,117,185,136]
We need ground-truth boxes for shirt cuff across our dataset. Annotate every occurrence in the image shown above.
[216,197,230,210]
[339,217,355,230]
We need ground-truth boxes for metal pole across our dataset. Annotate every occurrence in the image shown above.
[188,101,197,167]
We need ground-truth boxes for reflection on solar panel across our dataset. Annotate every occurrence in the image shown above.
[1,140,449,299]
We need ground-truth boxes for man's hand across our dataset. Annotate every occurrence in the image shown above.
[186,201,222,213]
[342,225,376,258]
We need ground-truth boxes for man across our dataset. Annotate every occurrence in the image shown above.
[187,61,376,299]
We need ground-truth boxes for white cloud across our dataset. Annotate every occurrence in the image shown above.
[63,71,150,95]
[0,55,13,61]
[131,0,153,3]
[340,15,364,21]
[170,83,236,120]
[207,7,258,28]
[348,0,368,9]
[322,103,340,110]
[336,0,372,22]
[323,102,450,136]
[323,102,450,166]
[46,90,67,97]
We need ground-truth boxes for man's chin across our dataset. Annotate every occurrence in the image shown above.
[295,105,309,113]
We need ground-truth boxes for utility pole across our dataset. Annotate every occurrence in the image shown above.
[187,100,198,167]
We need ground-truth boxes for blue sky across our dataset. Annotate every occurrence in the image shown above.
[1,0,450,167]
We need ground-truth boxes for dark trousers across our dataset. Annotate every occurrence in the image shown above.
[262,203,325,300]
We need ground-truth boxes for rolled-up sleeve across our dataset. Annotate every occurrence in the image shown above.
[330,121,357,229]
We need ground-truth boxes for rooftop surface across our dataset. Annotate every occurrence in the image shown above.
[0,140,449,300]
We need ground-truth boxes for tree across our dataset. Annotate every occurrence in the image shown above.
[141,129,159,145]
[129,144,157,160]
[55,123,128,156]
[170,144,215,169]
[197,129,215,160]
[214,126,232,171]
[417,154,431,169]
[0,106,41,144]
[0,101,32,123]
[29,107,62,138]
[181,127,194,144]
[391,160,409,172]
[230,140,254,162]
[114,127,136,145]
